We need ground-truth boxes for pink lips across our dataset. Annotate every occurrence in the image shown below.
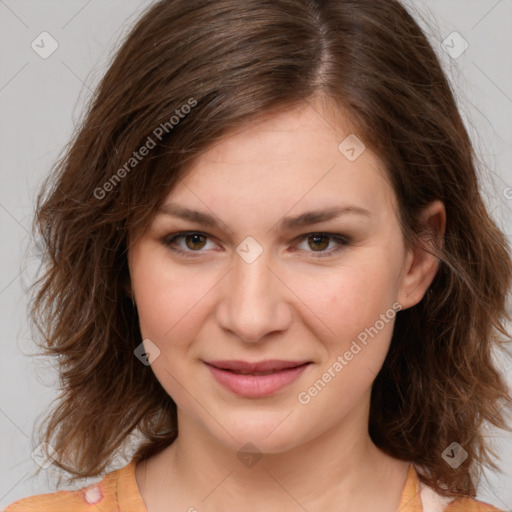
[205,359,311,398]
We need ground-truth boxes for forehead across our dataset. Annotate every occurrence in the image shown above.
[159,101,397,226]
[197,101,351,166]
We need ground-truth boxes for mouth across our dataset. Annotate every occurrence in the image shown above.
[205,359,311,373]
[204,360,312,397]
[221,369,296,376]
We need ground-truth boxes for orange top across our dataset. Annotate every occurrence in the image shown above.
[4,460,503,511]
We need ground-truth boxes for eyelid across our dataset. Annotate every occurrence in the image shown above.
[292,232,349,257]
[161,231,220,254]
[160,230,350,258]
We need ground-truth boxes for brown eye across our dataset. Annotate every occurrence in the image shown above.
[161,231,349,259]
[184,233,207,250]
[307,234,330,251]
[295,232,349,257]
[161,231,216,256]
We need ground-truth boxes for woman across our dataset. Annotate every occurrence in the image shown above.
[6,0,511,510]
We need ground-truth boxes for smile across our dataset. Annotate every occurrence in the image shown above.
[204,360,311,398]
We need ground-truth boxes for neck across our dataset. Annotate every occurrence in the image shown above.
[136,391,409,512]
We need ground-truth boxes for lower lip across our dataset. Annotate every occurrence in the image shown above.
[206,363,310,398]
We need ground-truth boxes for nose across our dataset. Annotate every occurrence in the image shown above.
[216,245,292,343]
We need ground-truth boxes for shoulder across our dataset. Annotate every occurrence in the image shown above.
[442,496,504,512]
[3,463,128,512]
[418,471,503,512]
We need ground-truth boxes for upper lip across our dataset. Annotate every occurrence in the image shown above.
[205,360,311,372]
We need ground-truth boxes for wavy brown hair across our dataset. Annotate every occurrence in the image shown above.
[27,0,511,499]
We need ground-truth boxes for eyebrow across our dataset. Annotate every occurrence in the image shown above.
[156,203,371,231]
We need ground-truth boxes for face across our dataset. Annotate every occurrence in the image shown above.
[127,99,427,455]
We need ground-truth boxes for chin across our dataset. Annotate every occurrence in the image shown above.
[214,413,309,455]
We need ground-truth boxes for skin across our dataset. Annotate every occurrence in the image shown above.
[128,97,446,512]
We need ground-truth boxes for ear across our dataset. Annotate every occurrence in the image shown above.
[397,200,446,310]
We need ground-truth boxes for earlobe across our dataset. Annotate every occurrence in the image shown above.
[397,200,446,310]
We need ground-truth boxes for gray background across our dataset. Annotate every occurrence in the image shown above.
[1,0,511,510]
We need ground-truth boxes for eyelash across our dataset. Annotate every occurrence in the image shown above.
[160,231,350,259]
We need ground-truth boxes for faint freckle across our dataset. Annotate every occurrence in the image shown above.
[84,485,103,504]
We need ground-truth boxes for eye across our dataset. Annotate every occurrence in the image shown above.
[294,233,349,257]
[160,231,350,258]
[161,231,217,255]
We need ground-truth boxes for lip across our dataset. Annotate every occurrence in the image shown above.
[204,360,311,398]
[207,359,310,373]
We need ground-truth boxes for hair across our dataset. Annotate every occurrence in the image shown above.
[27,0,511,499]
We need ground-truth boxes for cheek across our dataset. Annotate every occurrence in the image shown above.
[296,265,400,414]
[129,247,210,402]
[299,262,399,342]
[130,245,210,346]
